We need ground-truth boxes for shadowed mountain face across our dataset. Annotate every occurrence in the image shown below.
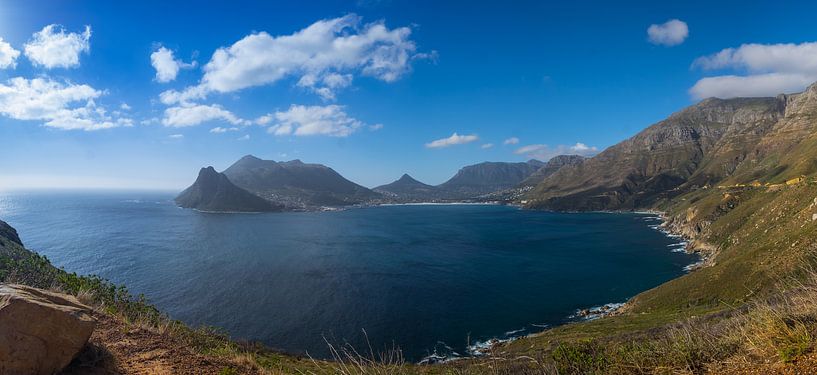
[373,174,443,201]
[0,220,22,247]
[438,160,545,197]
[527,84,817,211]
[521,155,587,187]
[175,167,283,212]
[222,155,382,208]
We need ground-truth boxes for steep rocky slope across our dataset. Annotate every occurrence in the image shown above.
[175,167,283,212]
[520,154,587,186]
[527,95,789,210]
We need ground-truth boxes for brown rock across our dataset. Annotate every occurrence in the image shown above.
[0,284,96,375]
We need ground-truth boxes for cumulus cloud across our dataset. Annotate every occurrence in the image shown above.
[503,137,519,145]
[160,14,425,105]
[162,104,247,127]
[647,19,688,46]
[425,133,479,148]
[264,104,364,137]
[298,73,353,100]
[515,142,598,160]
[24,24,91,69]
[481,143,494,149]
[369,123,384,131]
[690,41,817,99]
[237,134,250,141]
[0,77,130,130]
[150,46,196,83]
[0,38,20,69]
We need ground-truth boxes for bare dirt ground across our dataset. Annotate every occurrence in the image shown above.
[61,312,259,375]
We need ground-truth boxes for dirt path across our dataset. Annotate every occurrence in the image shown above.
[61,312,259,375]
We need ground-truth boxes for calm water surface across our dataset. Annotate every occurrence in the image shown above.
[0,190,695,361]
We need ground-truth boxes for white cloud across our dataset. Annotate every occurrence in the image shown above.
[515,142,598,160]
[503,137,519,145]
[647,19,688,46]
[0,38,20,69]
[369,123,384,131]
[298,73,353,100]
[160,14,423,104]
[481,143,494,149]
[264,104,363,137]
[150,46,196,83]
[690,41,817,98]
[162,104,247,127]
[690,74,815,99]
[24,25,91,69]
[237,134,250,141]
[209,126,239,133]
[0,77,130,130]
[425,132,479,148]
[169,134,184,139]
[119,103,131,110]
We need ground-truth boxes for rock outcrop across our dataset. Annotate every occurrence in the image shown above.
[0,284,96,375]
[0,220,22,247]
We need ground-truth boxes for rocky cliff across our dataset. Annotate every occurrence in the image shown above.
[526,95,792,210]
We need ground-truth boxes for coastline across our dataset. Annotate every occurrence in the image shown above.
[443,210,707,363]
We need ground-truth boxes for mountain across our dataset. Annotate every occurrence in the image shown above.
[222,155,382,208]
[520,155,587,186]
[438,160,545,197]
[526,93,795,210]
[373,174,442,202]
[175,167,283,212]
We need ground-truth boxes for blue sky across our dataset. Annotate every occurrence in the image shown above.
[1,0,817,190]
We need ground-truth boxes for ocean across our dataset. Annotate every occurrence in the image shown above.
[0,190,696,361]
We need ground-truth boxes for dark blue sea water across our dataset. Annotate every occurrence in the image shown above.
[0,190,695,361]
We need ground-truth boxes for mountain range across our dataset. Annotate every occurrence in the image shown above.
[179,81,817,213]
[524,84,817,211]
[177,155,585,211]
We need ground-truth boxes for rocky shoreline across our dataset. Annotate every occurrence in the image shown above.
[457,210,712,359]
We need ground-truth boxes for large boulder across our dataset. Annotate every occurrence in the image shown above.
[0,284,96,375]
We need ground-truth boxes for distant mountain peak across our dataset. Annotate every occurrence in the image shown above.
[175,166,281,212]
[439,160,544,197]
[239,155,262,162]
[374,173,439,201]
[220,155,381,208]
